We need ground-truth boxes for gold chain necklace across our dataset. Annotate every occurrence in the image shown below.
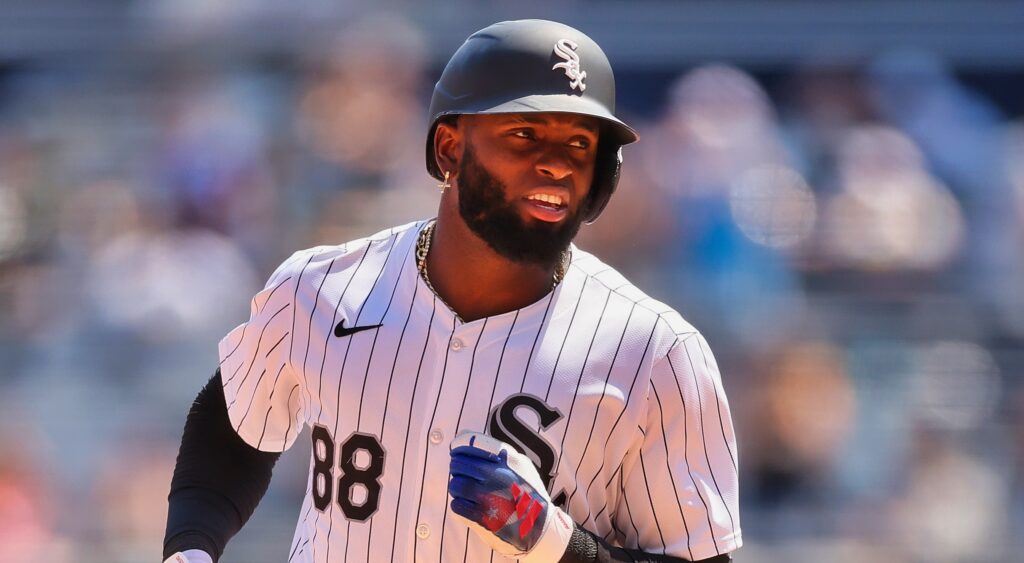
[415,221,568,321]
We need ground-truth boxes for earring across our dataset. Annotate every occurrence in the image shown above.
[438,170,451,192]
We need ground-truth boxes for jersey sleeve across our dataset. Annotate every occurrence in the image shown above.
[615,331,741,560]
[217,250,310,453]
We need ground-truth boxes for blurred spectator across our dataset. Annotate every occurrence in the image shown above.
[93,439,178,562]
[819,125,965,271]
[0,432,70,563]
[0,182,27,262]
[85,215,259,344]
[1010,385,1024,556]
[994,122,1024,337]
[868,50,1016,304]
[896,431,1008,563]
[743,342,855,511]
[158,72,290,270]
[295,15,425,175]
[641,64,806,349]
[780,56,876,186]
[868,50,1004,195]
[291,15,435,241]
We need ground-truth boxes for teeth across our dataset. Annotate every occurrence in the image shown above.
[527,194,565,206]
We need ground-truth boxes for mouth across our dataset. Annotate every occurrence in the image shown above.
[521,192,569,222]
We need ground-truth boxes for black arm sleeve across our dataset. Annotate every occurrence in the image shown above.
[163,370,282,561]
[559,523,733,563]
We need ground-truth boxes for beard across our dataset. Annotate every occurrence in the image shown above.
[456,145,584,269]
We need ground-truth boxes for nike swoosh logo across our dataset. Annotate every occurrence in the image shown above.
[334,320,383,338]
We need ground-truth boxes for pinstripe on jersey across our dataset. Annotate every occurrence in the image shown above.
[217,220,742,562]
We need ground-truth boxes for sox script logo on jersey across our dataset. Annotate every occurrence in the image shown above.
[217,221,741,562]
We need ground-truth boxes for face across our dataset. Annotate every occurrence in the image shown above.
[451,113,600,268]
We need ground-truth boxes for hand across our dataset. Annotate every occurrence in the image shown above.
[448,431,574,562]
[163,550,214,563]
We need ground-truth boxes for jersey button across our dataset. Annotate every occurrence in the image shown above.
[429,429,444,444]
[416,523,431,539]
[450,338,464,351]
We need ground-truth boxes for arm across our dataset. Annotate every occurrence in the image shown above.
[165,250,309,561]
[448,432,733,563]
[163,370,281,561]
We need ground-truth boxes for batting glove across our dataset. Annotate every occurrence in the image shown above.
[448,431,574,562]
[163,550,214,563]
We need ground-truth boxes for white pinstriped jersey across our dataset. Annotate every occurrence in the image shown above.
[218,220,741,562]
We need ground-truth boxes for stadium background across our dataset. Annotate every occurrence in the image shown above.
[0,1,1022,561]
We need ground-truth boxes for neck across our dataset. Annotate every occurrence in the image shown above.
[424,207,560,323]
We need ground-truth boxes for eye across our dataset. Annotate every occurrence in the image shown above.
[511,129,535,140]
[568,137,592,150]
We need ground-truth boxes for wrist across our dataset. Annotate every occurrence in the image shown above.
[521,505,574,563]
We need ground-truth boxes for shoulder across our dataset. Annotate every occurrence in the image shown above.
[265,220,423,288]
[568,245,701,360]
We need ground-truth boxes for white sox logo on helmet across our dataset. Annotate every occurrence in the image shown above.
[552,39,586,92]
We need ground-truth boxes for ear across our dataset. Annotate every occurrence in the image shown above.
[433,117,463,176]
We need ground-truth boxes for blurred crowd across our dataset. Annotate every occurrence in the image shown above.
[0,13,1022,563]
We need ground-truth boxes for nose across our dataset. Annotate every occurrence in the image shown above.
[535,146,573,181]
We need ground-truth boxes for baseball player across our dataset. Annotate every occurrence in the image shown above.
[164,19,740,563]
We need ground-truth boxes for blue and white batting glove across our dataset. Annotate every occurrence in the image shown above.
[163,550,213,563]
[448,431,574,562]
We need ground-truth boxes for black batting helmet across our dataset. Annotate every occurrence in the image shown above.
[425,19,639,223]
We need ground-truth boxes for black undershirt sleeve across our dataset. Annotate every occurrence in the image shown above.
[559,523,733,563]
[163,370,282,561]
